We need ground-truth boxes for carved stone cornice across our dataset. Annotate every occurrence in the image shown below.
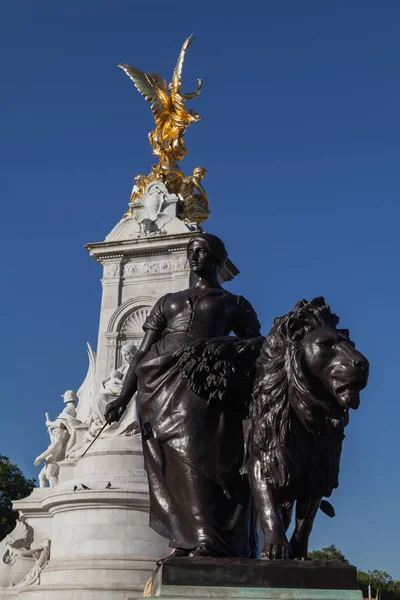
[86,233,239,282]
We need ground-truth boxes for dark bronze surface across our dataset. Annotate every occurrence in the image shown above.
[105,233,261,558]
[154,557,358,590]
[105,236,369,562]
[246,297,369,560]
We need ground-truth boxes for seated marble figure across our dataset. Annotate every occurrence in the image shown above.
[87,341,141,440]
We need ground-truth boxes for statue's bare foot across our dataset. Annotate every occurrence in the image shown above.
[261,534,289,560]
[157,547,191,565]
[289,538,308,560]
[189,541,232,558]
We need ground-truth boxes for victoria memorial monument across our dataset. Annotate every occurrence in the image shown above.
[0,36,369,600]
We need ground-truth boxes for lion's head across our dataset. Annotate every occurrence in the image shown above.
[249,296,369,497]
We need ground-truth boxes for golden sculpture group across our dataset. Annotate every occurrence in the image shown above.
[119,35,210,225]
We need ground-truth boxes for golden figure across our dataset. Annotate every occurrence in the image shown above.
[130,173,151,204]
[119,35,202,166]
[178,167,210,224]
[119,36,210,226]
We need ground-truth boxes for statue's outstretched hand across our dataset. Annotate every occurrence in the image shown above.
[104,398,126,424]
[34,456,42,466]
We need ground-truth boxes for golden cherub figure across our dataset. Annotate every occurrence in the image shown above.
[119,35,203,166]
[178,167,209,225]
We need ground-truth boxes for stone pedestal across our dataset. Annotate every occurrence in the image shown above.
[14,437,169,600]
[149,558,362,600]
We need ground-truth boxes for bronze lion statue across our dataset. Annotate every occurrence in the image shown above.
[246,296,369,560]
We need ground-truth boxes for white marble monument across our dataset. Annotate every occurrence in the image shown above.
[0,182,237,599]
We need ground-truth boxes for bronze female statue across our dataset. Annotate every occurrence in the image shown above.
[105,233,262,558]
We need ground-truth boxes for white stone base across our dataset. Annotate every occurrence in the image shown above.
[0,557,34,592]
[0,589,18,598]
[8,437,168,599]
[17,586,143,600]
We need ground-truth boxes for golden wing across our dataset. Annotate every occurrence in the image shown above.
[170,36,202,118]
[171,34,194,95]
[118,64,171,123]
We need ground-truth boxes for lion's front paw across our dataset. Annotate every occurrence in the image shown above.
[261,538,289,560]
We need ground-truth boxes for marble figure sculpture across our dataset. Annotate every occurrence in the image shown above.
[34,390,80,487]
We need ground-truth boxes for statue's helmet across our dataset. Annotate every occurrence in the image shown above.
[62,390,77,404]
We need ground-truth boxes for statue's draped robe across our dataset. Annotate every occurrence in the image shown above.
[53,404,81,457]
[136,289,261,556]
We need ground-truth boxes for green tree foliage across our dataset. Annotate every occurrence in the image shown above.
[357,570,396,600]
[308,544,349,563]
[310,546,400,600]
[387,580,400,600]
[0,455,35,540]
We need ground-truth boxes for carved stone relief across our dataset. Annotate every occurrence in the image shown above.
[121,307,151,338]
[105,307,152,371]
[1,517,32,566]
[103,262,121,278]
[106,339,117,374]
[123,256,189,278]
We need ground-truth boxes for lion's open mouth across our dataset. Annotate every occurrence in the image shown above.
[334,383,362,409]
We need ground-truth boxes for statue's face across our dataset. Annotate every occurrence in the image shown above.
[301,325,369,411]
[121,343,136,363]
[187,241,217,277]
[193,168,206,179]
[121,351,132,364]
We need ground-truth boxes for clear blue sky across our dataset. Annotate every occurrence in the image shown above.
[1,0,399,577]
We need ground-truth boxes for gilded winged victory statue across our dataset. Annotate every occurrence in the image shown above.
[119,34,202,165]
[119,35,210,225]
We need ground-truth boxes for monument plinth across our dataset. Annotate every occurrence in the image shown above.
[150,558,361,600]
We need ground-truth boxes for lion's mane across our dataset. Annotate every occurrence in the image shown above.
[249,296,348,500]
